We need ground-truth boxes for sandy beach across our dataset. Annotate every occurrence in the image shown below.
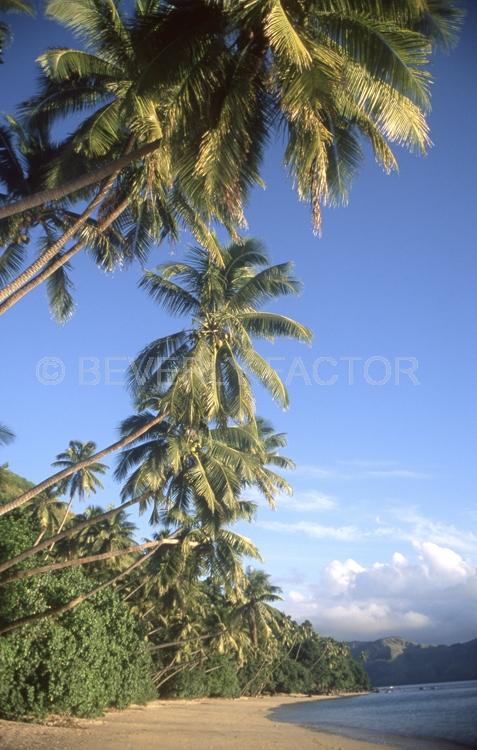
[0,695,465,750]
[0,696,387,750]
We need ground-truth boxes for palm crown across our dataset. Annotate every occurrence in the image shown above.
[116,413,292,530]
[24,0,461,234]
[129,238,312,423]
[53,440,107,501]
[233,567,284,648]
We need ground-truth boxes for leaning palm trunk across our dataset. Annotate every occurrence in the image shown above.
[0,197,129,316]
[0,139,160,221]
[0,538,181,586]
[33,528,47,546]
[0,414,163,517]
[123,579,147,601]
[148,631,222,652]
[48,496,73,552]
[0,175,115,303]
[0,542,162,636]
[0,491,150,575]
[154,657,205,691]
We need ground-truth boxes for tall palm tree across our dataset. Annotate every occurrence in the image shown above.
[51,440,107,540]
[129,238,312,424]
[0,238,307,518]
[0,0,34,63]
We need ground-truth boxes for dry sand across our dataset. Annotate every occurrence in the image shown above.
[0,695,464,750]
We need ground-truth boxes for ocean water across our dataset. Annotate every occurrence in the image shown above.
[271,681,477,749]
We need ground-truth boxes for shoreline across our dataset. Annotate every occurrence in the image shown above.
[0,694,464,750]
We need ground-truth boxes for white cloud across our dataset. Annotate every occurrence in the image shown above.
[259,520,361,541]
[283,542,477,643]
[375,509,477,554]
[417,541,474,584]
[362,469,431,479]
[316,603,431,639]
[278,490,337,512]
[288,590,309,604]
[295,461,431,481]
[322,559,365,594]
[295,464,335,479]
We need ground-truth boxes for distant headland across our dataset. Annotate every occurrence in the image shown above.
[348,636,477,686]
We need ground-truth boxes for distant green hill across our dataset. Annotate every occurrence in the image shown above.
[348,636,477,687]
[0,466,34,502]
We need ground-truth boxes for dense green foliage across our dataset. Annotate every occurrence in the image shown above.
[0,485,154,719]
[157,628,369,699]
[0,469,368,717]
[0,587,155,719]
[349,636,477,687]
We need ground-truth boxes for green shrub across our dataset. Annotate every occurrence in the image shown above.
[161,655,240,699]
[0,512,155,720]
[270,657,314,694]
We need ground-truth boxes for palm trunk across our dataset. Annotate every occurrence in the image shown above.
[123,579,147,601]
[309,642,330,672]
[0,538,180,586]
[33,528,46,546]
[0,414,164,518]
[0,492,149,575]
[140,604,156,620]
[154,658,203,691]
[240,652,274,697]
[49,497,74,552]
[250,615,258,649]
[0,177,115,303]
[148,630,221,652]
[0,542,162,637]
[0,197,129,316]
[0,139,160,221]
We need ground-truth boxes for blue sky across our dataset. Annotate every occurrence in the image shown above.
[1,3,477,644]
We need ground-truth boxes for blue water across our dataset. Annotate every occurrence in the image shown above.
[272,681,477,749]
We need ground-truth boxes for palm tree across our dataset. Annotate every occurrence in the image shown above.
[0,239,306,517]
[0,0,461,302]
[233,568,283,649]
[69,504,138,570]
[115,409,293,529]
[129,238,312,424]
[51,440,107,541]
[27,486,68,546]
[0,413,166,518]
[0,0,34,63]
[0,0,220,311]
[2,0,460,225]
[0,117,130,320]
[0,415,280,580]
